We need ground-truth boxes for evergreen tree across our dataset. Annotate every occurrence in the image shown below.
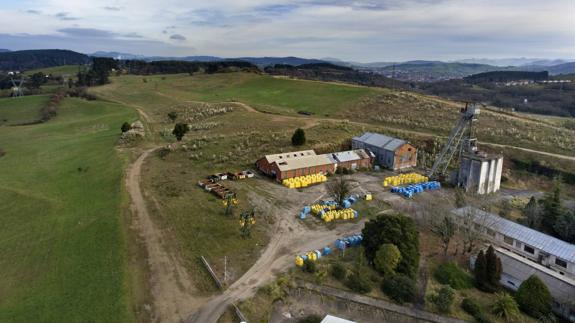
[485,245,501,289]
[553,211,575,243]
[374,244,402,276]
[515,275,552,318]
[291,128,306,146]
[541,179,564,234]
[121,122,131,133]
[474,250,487,290]
[172,123,189,141]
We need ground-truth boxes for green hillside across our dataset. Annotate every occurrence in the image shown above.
[0,95,48,125]
[0,97,138,322]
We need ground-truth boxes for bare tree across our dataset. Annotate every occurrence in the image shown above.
[327,176,351,208]
[432,215,456,256]
[458,207,498,255]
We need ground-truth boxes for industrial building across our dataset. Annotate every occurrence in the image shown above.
[328,149,374,171]
[457,151,503,194]
[455,206,575,321]
[256,148,373,181]
[351,132,417,170]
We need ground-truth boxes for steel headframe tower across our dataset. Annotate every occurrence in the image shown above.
[427,102,480,179]
[9,72,25,98]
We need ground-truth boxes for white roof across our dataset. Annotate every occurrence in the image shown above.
[264,150,316,164]
[275,154,334,172]
[331,150,362,163]
[321,315,356,323]
[452,206,575,263]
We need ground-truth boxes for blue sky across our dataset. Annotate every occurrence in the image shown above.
[0,0,574,62]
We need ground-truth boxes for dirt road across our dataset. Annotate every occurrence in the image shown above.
[126,148,207,322]
[185,183,366,323]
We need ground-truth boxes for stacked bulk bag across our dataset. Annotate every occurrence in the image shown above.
[391,180,441,198]
[320,208,358,222]
[383,173,429,187]
[295,245,333,266]
[282,174,328,189]
[335,234,364,250]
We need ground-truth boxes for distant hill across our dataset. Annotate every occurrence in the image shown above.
[372,61,508,81]
[455,58,575,67]
[0,49,10,53]
[0,49,90,71]
[464,70,548,83]
[522,62,575,75]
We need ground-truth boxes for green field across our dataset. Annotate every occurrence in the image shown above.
[0,95,48,125]
[23,64,82,76]
[93,73,379,116]
[0,97,139,322]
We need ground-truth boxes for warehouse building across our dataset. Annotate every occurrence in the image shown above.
[351,132,417,170]
[256,150,335,181]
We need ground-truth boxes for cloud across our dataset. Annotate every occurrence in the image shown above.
[170,34,186,41]
[123,32,143,39]
[102,6,122,11]
[58,28,115,38]
[54,12,79,21]
[25,9,41,15]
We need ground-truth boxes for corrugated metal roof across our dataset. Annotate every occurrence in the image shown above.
[275,154,334,172]
[321,315,356,323]
[452,206,575,263]
[352,132,407,152]
[331,150,362,163]
[265,150,316,164]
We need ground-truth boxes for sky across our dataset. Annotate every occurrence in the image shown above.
[0,0,574,62]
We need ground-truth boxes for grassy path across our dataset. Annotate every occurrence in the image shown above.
[0,98,139,322]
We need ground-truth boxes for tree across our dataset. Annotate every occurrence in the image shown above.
[302,259,317,273]
[362,214,419,278]
[291,128,306,146]
[491,293,520,322]
[121,122,131,133]
[515,275,552,318]
[381,274,416,304]
[485,245,502,289]
[455,187,467,207]
[345,271,372,294]
[326,176,351,208]
[523,196,541,229]
[553,211,575,243]
[432,215,456,256]
[330,263,347,280]
[541,179,564,234]
[172,123,189,141]
[474,250,488,291]
[430,285,455,314]
[224,194,236,216]
[459,207,494,255]
[374,244,402,276]
[27,72,46,89]
[167,111,178,121]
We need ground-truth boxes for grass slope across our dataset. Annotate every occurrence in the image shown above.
[0,97,138,322]
[23,65,82,76]
[0,95,48,125]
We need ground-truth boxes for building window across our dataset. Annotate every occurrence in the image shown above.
[503,235,514,245]
[555,258,567,268]
[523,245,535,254]
[486,228,496,237]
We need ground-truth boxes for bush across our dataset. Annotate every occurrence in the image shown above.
[298,314,322,323]
[172,123,189,141]
[330,263,347,281]
[374,244,401,277]
[381,274,416,304]
[430,285,455,313]
[302,259,317,273]
[515,275,552,318]
[346,272,372,294]
[491,292,520,322]
[0,148,5,158]
[434,262,473,290]
[462,298,491,323]
[121,122,131,133]
[291,128,306,146]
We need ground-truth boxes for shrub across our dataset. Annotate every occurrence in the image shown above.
[430,285,455,313]
[330,263,347,281]
[121,122,131,133]
[291,128,306,146]
[374,244,401,277]
[302,259,317,273]
[462,298,491,323]
[434,262,473,290]
[298,314,322,323]
[346,272,372,294]
[172,123,189,141]
[381,274,416,304]
[491,293,520,322]
[515,275,552,318]
[168,111,178,121]
[0,148,5,158]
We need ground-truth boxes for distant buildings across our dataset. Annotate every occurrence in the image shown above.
[351,132,417,170]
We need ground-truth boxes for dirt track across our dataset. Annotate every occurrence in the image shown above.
[127,148,207,323]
